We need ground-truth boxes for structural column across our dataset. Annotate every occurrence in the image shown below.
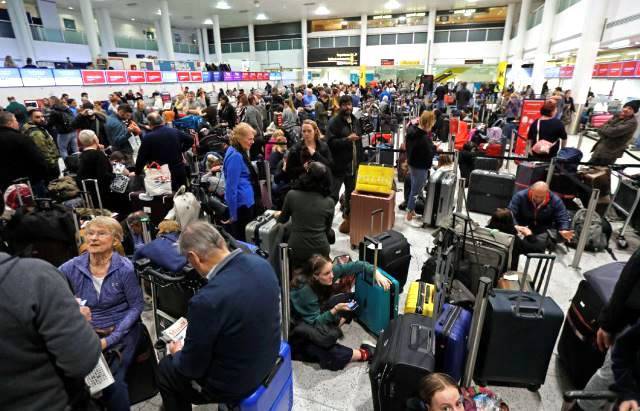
[499,3,515,63]
[425,7,436,74]
[359,14,367,70]
[530,0,557,94]
[301,18,308,83]
[248,23,256,61]
[196,29,205,61]
[159,0,175,60]
[154,20,167,59]
[212,15,223,63]
[78,0,101,60]
[6,0,36,62]
[201,27,210,62]
[511,0,532,88]
[569,0,608,133]
[95,8,115,55]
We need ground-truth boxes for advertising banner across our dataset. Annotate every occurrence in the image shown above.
[608,62,622,77]
[231,72,242,81]
[145,71,163,83]
[127,70,145,83]
[495,61,507,91]
[622,61,637,77]
[177,71,191,82]
[162,71,178,83]
[516,99,546,155]
[190,71,203,82]
[20,68,55,86]
[106,70,128,84]
[81,70,106,85]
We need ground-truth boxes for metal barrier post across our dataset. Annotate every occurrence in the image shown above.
[577,131,585,151]
[546,157,556,186]
[453,150,459,179]
[456,178,466,212]
[462,276,492,387]
[507,129,515,171]
[570,189,600,269]
[279,243,291,342]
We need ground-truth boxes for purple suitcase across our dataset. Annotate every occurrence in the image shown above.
[435,303,472,383]
[514,161,547,193]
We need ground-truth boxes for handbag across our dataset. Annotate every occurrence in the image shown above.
[110,174,130,194]
[355,163,395,195]
[532,120,558,155]
[143,162,172,196]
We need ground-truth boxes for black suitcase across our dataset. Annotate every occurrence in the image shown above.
[369,314,436,411]
[359,230,411,291]
[474,254,564,391]
[557,262,625,388]
[473,157,500,172]
[467,170,515,215]
[126,324,160,405]
[438,118,450,142]
[129,191,174,227]
[514,161,547,193]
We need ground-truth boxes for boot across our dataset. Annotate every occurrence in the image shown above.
[339,216,350,234]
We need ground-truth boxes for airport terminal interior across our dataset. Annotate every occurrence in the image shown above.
[1,0,640,410]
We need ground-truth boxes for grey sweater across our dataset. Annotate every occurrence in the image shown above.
[0,253,101,411]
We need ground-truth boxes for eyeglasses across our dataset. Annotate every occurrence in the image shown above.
[85,230,112,238]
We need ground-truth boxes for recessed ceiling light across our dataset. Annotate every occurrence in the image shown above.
[67,6,73,9]
[156,9,161,15]
[215,0,231,9]
[256,12,268,20]
[184,16,193,19]
[315,5,329,15]
[0,1,6,4]
[383,0,401,10]
[203,18,213,24]
[398,15,406,21]
[130,18,135,21]
[126,2,137,6]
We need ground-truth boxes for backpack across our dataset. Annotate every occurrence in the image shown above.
[58,109,74,133]
[570,209,612,252]
[165,186,201,229]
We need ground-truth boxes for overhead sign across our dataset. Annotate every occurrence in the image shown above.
[212,71,222,82]
[308,47,360,67]
[189,71,203,82]
[0,68,23,87]
[177,71,191,82]
[400,60,420,66]
[145,71,163,83]
[241,72,250,81]
[127,70,145,83]
[162,71,178,83]
[106,70,128,84]
[20,68,55,87]
[608,62,622,77]
[53,69,83,86]
[223,72,233,81]
[381,59,395,66]
[622,61,636,77]
[495,61,507,91]
[81,70,106,85]
[231,72,242,81]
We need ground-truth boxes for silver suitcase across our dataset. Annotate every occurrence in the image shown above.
[423,169,456,228]
[244,210,281,259]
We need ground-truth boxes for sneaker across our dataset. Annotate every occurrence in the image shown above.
[339,217,350,234]
[360,341,376,362]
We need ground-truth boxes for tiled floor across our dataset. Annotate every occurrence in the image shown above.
[136,133,639,410]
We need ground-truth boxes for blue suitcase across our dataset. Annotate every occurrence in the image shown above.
[355,237,400,336]
[435,303,472,383]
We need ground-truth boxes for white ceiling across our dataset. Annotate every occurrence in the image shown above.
[58,0,512,29]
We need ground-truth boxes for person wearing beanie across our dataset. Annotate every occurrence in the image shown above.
[591,101,639,165]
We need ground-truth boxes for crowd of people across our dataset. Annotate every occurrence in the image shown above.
[0,74,639,411]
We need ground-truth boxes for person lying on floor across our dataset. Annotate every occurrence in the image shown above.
[289,254,391,371]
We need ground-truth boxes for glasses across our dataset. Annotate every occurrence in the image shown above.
[85,230,112,238]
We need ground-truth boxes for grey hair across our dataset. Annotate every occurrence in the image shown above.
[78,129,98,146]
[0,111,15,127]
[178,221,227,258]
[147,112,164,127]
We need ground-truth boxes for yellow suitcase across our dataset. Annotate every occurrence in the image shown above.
[404,281,436,317]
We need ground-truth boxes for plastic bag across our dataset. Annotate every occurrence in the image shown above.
[144,162,172,196]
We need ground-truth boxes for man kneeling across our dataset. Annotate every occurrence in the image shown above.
[158,221,281,411]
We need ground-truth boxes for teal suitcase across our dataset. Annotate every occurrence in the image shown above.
[355,236,400,336]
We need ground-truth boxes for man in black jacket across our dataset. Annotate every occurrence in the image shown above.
[71,102,108,146]
[326,95,364,234]
[579,248,640,411]
[0,112,49,192]
[135,113,194,191]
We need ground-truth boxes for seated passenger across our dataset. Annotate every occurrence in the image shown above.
[508,181,574,246]
[487,208,547,270]
[406,373,464,411]
[276,161,335,269]
[133,220,187,272]
[610,320,640,411]
[158,221,281,410]
[289,254,390,371]
[58,216,144,411]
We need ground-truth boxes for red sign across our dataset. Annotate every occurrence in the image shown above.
[249,72,257,81]
[127,70,145,83]
[381,59,395,66]
[516,99,546,155]
[177,71,191,82]
[189,71,202,82]
[621,61,636,77]
[106,70,127,84]
[592,64,599,76]
[597,64,609,77]
[559,66,574,78]
[241,72,250,81]
[81,70,106,85]
[636,61,640,77]
[608,62,622,77]
[257,72,266,80]
[145,71,163,83]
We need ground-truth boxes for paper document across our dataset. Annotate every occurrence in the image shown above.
[85,354,115,395]
[162,317,189,342]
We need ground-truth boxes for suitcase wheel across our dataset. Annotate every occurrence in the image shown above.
[527,385,541,392]
[617,237,628,249]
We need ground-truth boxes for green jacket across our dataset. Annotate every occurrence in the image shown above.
[290,260,375,326]
[22,123,60,168]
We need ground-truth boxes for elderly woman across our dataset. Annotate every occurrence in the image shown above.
[77,129,114,209]
[285,120,333,183]
[59,216,144,411]
[223,122,258,241]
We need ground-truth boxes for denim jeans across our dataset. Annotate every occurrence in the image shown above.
[407,167,429,212]
[57,131,78,159]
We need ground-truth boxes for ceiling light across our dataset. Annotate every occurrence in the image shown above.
[215,1,231,9]
[256,12,268,20]
[203,18,213,24]
[0,1,6,4]
[67,6,74,9]
[156,9,161,15]
[130,18,135,21]
[315,5,329,15]
[383,0,401,10]
[398,15,406,21]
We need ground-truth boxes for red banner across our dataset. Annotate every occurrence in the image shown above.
[81,70,106,85]
[596,64,609,77]
[106,70,127,84]
[249,72,257,81]
[127,70,145,83]
[177,71,191,82]
[608,62,622,77]
[622,61,637,77]
[592,64,599,76]
[145,71,163,83]
[636,61,640,77]
[241,72,250,81]
[516,99,546,155]
[189,71,202,82]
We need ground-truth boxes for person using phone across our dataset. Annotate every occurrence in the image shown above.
[289,254,391,371]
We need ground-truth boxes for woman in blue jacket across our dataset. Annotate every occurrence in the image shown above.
[223,122,257,241]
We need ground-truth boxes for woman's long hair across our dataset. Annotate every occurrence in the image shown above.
[291,161,333,197]
[292,254,332,304]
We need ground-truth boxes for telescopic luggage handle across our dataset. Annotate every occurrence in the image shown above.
[514,253,555,318]
[370,208,384,235]
[81,179,103,210]
[278,243,291,342]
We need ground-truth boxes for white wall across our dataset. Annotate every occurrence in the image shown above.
[364,44,426,67]
[432,41,502,65]
[255,49,303,69]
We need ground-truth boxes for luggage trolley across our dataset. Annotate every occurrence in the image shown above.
[606,176,640,249]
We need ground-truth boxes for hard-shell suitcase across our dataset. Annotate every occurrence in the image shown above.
[359,229,411,291]
[474,254,564,390]
[350,193,395,247]
[404,281,436,317]
[423,169,456,228]
[557,261,625,388]
[130,191,174,227]
[473,156,500,172]
[514,161,548,193]
[245,210,281,257]
[369,314,436,411]
[252,160,273,210]
[355,236,400,336]
[435,303,472,383]
[467,170,515,215]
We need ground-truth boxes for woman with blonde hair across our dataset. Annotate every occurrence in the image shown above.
[59,216,144,411]
[405,110,437,222]
[223,122,258,240]
[285,119,333,183]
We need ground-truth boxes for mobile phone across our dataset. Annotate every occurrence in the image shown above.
[347,300,358,311]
